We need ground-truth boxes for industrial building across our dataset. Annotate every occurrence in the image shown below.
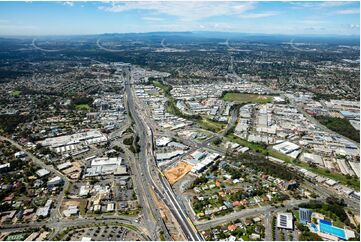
[156,150,185,162]
[273,141,301,159]
[40,129,107,154]
[84,157,127,177]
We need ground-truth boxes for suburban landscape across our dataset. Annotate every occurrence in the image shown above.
[0,1,360,241]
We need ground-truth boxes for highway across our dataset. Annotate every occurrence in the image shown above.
[125,78,203,241]
[115,109,168,240]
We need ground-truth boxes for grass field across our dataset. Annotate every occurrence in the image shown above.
[227,133,268,153]
[5,233,28,241]
[198,118,226,133]
[75,104,91,111]
[222,92,273,104]
[79,199,88,216]
[153,80,172,95]
[10,90,21,97]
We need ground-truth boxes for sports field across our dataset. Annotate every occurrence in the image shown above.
[222,92,273,104]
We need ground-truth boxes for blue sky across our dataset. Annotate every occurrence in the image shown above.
[0,1,359,36]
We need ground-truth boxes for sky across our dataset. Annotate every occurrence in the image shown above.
[0,1,359,36]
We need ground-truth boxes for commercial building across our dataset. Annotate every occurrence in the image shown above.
[36,169,50,178]
[340,111,360,120]
[63,205,79,217]
[276,212,293,230]
[156,137,172,147]
[84,157,126,177]
[191,153,220,173]
[40,129,107,154]
[0,163,10,173]
[36,199,52,218]
[299,208,313,224]
[47,176,64,189]
[57,161,72,170]
[156,150,184,162]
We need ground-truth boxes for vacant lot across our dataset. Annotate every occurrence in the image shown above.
[222,92,273,104]
[164,162,193,185]
[10,90,21,97]
[198,118,226,133]
[75,104,91,110]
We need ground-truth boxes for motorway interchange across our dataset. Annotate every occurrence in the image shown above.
[1,67,359,241]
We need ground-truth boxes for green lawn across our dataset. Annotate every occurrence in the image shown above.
[198,118,226,133]
[315,116,359,143]
[268,149,294,163]
[153,80,200,120]
[227,133,294,162]
[5,233,28,241]
[222,92,273,104]
[153,80,172,95]
[75,104,91,111]
[226,133,268,153]
[10,90,21,97]
[79,199,88,216]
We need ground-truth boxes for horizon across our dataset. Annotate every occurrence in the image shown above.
[0,30,360,38]
[0,1,359,36]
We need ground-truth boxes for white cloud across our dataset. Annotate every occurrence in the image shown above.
[142,16,164,21]
[99,1,256,21]
[319,1,353,7]
[239,11,279,19]
[289,1,353,9]
[335,8,360,15]
[63,1,74,7]
[348,24,360,29]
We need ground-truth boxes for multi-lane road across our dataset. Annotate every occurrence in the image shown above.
[125,78,203,241]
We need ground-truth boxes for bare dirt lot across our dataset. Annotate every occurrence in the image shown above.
[164,162,193,185]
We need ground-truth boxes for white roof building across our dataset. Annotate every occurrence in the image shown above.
[63,206,79,217]
[36,169,50,178]
[156,150,184,162]
[301,153,324,166]
[273,141,300,155]
[277,213,293,230]
[36,199,52,217]
[84,157,125,177]
[107,203,115,212]
[0,163,10,171]
[79,185,91,197]
[57,162,72,170]
[156,137,172,147]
